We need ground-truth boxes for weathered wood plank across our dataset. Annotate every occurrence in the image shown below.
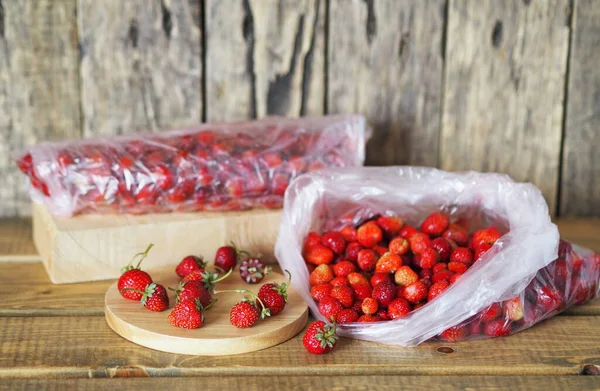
[328,0,444,166]
[560,0,600,217]
[0,316,598,377]
[205,0,325,121]
[2,376,600,391]
[440,0,570,215]
[0,0,81,217]
[0,218,36,257]
[78,0,202,137]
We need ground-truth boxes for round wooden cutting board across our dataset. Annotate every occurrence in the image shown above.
[105,270,309,356]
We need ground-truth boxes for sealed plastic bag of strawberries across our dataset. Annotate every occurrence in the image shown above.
[15,115,368,216]
[275,167,600,346]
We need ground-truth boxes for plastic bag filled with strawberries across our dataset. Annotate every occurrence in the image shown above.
[275,167,600,346]
[15,115,369,216]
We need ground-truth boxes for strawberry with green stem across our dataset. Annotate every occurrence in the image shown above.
[257,270,292,316]
[303,320,339,354]
[118,243,154,301]
[167,298,217,329]
[214,288,272,328]
[182,267,233,290]
[214,242,252,272]
[121,283,169,312]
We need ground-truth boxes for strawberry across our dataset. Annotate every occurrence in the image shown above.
[433,263,448,274]
[442,224,469,247]
[450,247,474,265]
[420,212,450,237]
[330,285,355,308]
[361,297,379,315]
[257,270,291,316]
[370,272,392,287]
[389,237,409,255]
[170,280,213,307]
[357,249,379,272]
[331,276,349,287]
[357,221,383,248]
[449,273,463,284]
[474,242,493,261]
[388,298,411,319]
[419,268,433,280]
[333,260,356,277]
[470,227,502,251]
[357,314,382,322]
[439,324,469,341]
[214,242,250,272]
[303,232,322,253]
[394,266,419,287]
[309,264,334,286]
[353,283,373,300]
[403,281,428,304]
[322,231,346,255]
[345,242,363,262]
[335,309,359,324]
[536,286,565,312]
[431,237,453,260]
[347,272,370,287]
[175,255,207,278]
[480,302,503,322]
[398,225,418,239]
[352,299,364,314]
[182,268,232,290]
[432,270,454,283]
[375,252,402,274]
[413,301,427,310]
[469,320,483,335]
[311,284,333,302]
[239,257,272,284]
[376,309,390,320]
[230,301,261,328]
[118,244,154,301]
[167,298,214,329]
[318,296,344,319]
[409,232,432,255]
[340,226,358,242]
[428,280,449,301]
[376,216,404,238]
[122,283,169,312]
[483,318,511,337]
[504,297,524,321]
[448,261,468,274]
[305,244,335,265]
[417,247,439,269]
[303,321,338,354]
[454,217,471,231]
[373,245,388,257]
[372,281,397,308]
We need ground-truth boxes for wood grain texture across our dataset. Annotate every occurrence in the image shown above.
[205,0,325,121]
[78,0,202,137]
[560,0,600,217]
[328,0,444,167]
[2,376,600,391]
[0,0,81,217]
[0,218,36,257]
[440,0,571,214]
[0,315,599,377]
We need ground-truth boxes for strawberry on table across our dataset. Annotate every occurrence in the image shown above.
[122,283,169,312]
[257,270,292,316]
[170,280,213,307]
[167,298,215,329]
[118,243,154,301]
[214,242,251,272]
[175,255,207,278]
[303,321,338,354]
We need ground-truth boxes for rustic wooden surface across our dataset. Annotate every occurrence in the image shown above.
[440,0,570,214]
[0,0,81,217]
[560,0,600,217]
[78,0,202,137]
[328,0,444,167]
[205,0,325,121]
[0,219,599,389]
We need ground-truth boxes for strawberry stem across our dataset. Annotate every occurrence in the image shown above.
[213,267,233,283]
[121,243,154,274]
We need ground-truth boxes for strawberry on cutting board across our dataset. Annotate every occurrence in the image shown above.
[118,243,154,301]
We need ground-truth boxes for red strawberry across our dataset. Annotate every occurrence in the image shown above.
[303,321,338,354]
[442,224,470,247]
[420,212,450,237]
[175,255,207,278]
[345,242,363,262]
[389,237,409,255]
[309,264,334,286]
[357,249,379,272]
[122,283,169,312]
[370,272,392,287]
[418,247,439,269]
[322,231,346,255]
[305,244,335,265]
[375,252,402,274]
[331,276,349,287]
[352,299,364,314]
[318,296,344,319]
[230,301,261,328]
[257,271,291,316]
[170,280,213,307]
[413,301,427,310]
[347,272,370,287]
[376,216,404,237]
[469,320,483,335]
[409,232,432,255]
[335,309,359,324]
[376,309,390,320]
[357,314,382,322]
[448,262,468,274]
[431,237,453,260]
[428,280,449,301]
[433,263,448,274]
[388,298,412,319]
[394,266,419,287]
[480,302,503,322]
[419,268,433,280]
[215,242,250,272]
[239,257,272,284]
[353,283,373,300]
[372,281,397,308]
[470,227,502,251]
[331,285,355,308]
[303,232,322,253]
[311,284,333,302]
[373,245,388,257]
[340,226,358,242]
[474,242,493,261]
[449,273,463,284]
[168,298,214,329]
[182,268,232,291]
[333,260,356,277]
[504,297,524,321]
[357,221,383,248]
[118,244,154,301]
[450,247,474,265]
[536,286,565,312]
[439,324,469,342]
[403,281,428,304]
[399,225,418,239]
[454,217,471,231]
[483,318,511,337]
[432,270,454,283]
[361,297,379,315]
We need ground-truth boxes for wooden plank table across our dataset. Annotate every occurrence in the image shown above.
[0,219,599,390]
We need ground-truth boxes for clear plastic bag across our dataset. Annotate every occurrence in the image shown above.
[16,115,369,216]
[275,167,600,346]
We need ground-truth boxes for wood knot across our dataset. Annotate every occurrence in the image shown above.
[491,20,503,48]
[437,346,455,354]
[40,290,51,295]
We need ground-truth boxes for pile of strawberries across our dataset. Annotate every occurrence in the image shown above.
[16,122,354,216]
[303,212,600,341]
[117,242,289,330]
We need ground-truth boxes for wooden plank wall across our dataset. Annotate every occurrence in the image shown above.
[0,0,598,217]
